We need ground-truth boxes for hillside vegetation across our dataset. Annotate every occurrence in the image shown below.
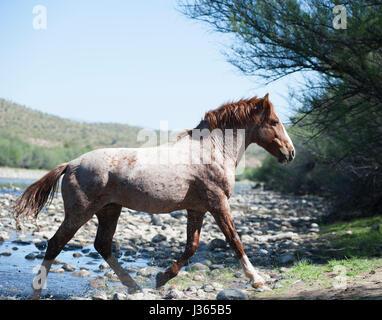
[0,98,265,170]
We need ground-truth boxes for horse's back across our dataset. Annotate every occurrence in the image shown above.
[62,147,199,213]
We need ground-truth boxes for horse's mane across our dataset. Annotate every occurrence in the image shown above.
[176,94,273,140]
[202,95,273,130]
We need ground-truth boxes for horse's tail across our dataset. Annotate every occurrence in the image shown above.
[14,163,69,228]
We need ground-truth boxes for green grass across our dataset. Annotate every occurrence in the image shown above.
[320,215,382,258]
[259,216,382,297]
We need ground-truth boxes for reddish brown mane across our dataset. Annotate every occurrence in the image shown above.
[176,95,273,141]
[202,95,273,130]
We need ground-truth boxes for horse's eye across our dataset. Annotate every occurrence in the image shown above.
[271,120,279,126]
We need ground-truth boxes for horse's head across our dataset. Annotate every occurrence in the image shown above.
[251,94,295,164]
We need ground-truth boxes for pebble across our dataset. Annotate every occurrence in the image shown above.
[63,263,76,272]
[209,238,227,249]
[51,268,65,274]
[151,215,161,226]
[0,252,11,256]
[216,289,248,300]
[89,279,106,288]
[35,241,47,250]
[186,262,209,271]
[113,292,127,300]
[99,262,109,270]
[166,288,184,299]
[136,266,159,277]
[0,232,9,242]
[278,252,294,264]
[63,243,83,251]
[72,270,91,278]
[273,282,283,289]
[25,253,36,260]
[92,291,108,300]
[258,249,268,256]
[73,252,82,258]
[86,252,101,259]
[201,284,215,292]
[152,234,167,243]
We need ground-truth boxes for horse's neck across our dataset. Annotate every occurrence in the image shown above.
[210,128,248,168]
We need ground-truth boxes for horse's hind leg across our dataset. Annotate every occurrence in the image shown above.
[156,210,205,288]
[94,204,141,293]
[30,211,93,299]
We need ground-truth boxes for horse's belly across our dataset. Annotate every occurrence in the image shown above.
[110,171,190,213]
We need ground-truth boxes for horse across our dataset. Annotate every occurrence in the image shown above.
[14,93,295,299]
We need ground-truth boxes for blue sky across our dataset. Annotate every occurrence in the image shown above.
[0,0,300,130]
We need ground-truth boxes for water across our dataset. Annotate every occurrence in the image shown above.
[0,180,256,299]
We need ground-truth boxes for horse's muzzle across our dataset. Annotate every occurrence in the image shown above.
[278,149,295,163]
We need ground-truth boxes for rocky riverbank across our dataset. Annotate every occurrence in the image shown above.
[0,183,330,300]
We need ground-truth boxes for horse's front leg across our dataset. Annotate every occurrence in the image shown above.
[210,199,265,288]
[156,210,205,288]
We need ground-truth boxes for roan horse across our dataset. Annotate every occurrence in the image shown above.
[14,94,295,299]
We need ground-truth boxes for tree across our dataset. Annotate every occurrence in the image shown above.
[180,0,382,216]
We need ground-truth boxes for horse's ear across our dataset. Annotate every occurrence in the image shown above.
[263,93,270,108]
[261,93,272,120]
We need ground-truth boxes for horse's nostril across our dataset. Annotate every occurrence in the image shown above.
[289,150,295,161]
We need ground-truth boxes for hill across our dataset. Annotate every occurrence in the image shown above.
[0,98,265,170]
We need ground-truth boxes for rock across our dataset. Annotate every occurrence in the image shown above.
[63,263,76,272]
[99,262,109,270]
[151,215,161,226]
[127,289,159,300]
[72,270,91,278]
[0,231,9,242]
[258,249,268,256]
[50,268,65,274]
[12,239,31,245]
[35,241,47,250]
[273,282,283,289]
[371,224,380,232]
[193,274,204,281]
[170,211,183,219]
[86,252,101,259]
[209,264,224,270]
[35,253,45,259]
[278,252,294,264]
[89,278,106,288]
[345,230,353,235]
[216,289,248,300]
[25,253,36,260]
[73,252,82,258]
[136,266,159,277]
[81,248,90,254]
[166,288,184,299]
[63,243,83,251]
[202,284,215,292]
[152,234,167,243]
[209,238,227,249]
[92,291,108,300]
[186,262,209,272]
[113,292,127,300]
[0,252,11,256]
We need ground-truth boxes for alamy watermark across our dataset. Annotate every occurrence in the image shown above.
[333,5,347,30]
[32,5,47,30]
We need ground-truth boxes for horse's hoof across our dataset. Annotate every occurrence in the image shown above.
[156,272,168,288]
